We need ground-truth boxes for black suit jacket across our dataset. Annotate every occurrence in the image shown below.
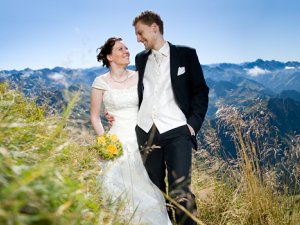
[135,42,209,135]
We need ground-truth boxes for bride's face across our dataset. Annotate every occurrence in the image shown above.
[108,41,130,67]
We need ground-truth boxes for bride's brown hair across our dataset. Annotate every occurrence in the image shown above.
[97,37,122,68]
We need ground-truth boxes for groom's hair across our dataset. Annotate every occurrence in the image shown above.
[133,10,164,35]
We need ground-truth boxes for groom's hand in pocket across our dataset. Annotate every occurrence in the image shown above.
[105,109,115,128]
[187,124,195,136]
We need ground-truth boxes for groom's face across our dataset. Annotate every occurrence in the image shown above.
[134,21,156,50]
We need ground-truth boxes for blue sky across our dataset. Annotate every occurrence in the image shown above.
[1,0,299,70]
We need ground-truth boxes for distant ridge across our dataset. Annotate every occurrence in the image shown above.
[1,59,300,162]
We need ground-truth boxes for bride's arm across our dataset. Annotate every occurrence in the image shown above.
[90,88,105,136]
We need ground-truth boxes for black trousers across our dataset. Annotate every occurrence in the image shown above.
[136,124,197,225]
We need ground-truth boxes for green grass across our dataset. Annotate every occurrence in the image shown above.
[0,83,129,225]
[1,82,299,225]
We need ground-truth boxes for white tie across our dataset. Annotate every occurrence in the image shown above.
[154,52,163,67]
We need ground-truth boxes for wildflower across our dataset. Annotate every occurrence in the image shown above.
[92,133,123,160]
[110,134,119,143]
[107,144,118,155]
[97,136,106,145]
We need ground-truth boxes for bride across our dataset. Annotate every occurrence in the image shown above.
[90,37,172,224]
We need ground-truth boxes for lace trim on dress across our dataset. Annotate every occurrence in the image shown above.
[93,71,137,91]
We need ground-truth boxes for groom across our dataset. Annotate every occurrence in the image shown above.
[133,10,209,225]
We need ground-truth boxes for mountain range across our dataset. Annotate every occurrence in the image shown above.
[1,59,300,158]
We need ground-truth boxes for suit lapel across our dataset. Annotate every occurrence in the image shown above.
[169,42,179,82]
[137,49,151,107]
[138,49,151,81]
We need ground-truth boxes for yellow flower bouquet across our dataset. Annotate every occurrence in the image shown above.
[94,133,123,160]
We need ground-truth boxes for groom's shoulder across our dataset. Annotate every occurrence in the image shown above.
[173,44,196,53]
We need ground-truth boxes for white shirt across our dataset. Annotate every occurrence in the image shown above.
[137,42,187,133]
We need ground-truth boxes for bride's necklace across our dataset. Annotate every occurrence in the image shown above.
[109,69,128,83]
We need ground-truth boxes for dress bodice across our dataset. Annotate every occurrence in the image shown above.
[92,73,139,145]
[103,85,139,124]
[92,72,139,121]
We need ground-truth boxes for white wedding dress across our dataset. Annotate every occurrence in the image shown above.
[92,73,172,225]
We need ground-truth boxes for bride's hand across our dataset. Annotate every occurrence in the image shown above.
[105,109,115,128]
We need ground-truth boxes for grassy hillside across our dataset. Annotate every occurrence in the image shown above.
[194,105,300,225]
[0,83,129,224]
[1,83,299,225]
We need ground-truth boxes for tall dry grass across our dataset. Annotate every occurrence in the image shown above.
[193,103,300,225]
